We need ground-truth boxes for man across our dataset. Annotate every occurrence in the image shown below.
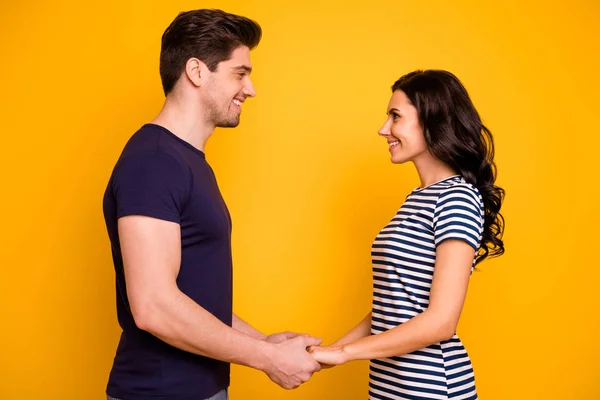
[102,9,321,400]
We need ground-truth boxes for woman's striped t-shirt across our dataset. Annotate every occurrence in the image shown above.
[369,175,485,400]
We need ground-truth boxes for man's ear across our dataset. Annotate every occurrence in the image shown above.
[184,57,209,88]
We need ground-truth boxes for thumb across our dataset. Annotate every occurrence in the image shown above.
[307,345,319,353]
[303,335,323,347]
[283,331,301,339]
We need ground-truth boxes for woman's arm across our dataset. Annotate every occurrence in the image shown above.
[330,312,372,347]
[310,239,475,365]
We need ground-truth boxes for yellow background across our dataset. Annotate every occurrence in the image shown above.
[1,0,599,399]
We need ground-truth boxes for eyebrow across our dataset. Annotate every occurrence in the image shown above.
[233,65,252,73]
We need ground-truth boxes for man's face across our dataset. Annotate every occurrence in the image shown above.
[202,46,256,128]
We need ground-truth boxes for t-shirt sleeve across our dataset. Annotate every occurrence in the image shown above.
[433,185,484,251]
[111,151,190,224]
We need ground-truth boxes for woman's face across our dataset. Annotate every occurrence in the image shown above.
[378,90,430,164]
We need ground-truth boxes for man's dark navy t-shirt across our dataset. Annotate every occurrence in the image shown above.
[103,124,232,400]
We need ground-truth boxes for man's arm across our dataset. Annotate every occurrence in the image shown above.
[119,215,321,389]
[232,313,320,344]
[232,313,267,340]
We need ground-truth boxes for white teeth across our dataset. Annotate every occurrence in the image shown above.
[233,99,242,107]
[389,141,399,147]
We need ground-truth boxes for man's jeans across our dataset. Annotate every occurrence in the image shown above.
[107,388,228,400]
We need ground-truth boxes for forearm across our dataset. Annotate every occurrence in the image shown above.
[343,310,453,361]
[138,289,272,370]
[232,313,267,340]
[332,312,372,346]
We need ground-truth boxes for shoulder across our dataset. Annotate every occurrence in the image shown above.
[436,179,483,211]
[114,126,190,174]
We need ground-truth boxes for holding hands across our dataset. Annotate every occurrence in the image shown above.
[260,330,352,390]
[262,332,322,389]
[261,328,359,390]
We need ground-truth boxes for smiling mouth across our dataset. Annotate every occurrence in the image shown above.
[389,141,399,149]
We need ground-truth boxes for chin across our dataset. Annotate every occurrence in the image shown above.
[391,156,410,164]
[217,118,240,128]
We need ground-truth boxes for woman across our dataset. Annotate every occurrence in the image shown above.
[310,70,505,400]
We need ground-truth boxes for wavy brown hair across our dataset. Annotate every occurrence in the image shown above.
[393,70,505,264]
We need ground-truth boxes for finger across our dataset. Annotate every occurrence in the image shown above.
[312,353,330,366]
[302,335,323,347]
[283,379,297,390]
[299,372,312,382]
[307,334,323,344]
[292,378,303,389]
[312,360,322,372]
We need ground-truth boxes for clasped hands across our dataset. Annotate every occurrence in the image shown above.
[263,331,350,390]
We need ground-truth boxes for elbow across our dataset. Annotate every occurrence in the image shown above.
[128,284,178,335]
[436,320,458,342]
[424,309,459,342]
[132,311,153,332]
[130,299,162,333]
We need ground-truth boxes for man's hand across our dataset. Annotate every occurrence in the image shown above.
[263,336,322,389]
[265,331,319,344]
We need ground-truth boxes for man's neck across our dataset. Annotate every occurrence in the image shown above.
[150,95,214,152]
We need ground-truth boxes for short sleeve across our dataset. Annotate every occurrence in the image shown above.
[111,151,190,224]
[433,185,484,251]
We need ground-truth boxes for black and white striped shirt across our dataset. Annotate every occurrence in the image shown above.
[369,175,484,400]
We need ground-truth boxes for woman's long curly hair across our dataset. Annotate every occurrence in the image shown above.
[393,70,505,264]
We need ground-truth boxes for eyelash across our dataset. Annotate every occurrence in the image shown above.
[392,112,401,120]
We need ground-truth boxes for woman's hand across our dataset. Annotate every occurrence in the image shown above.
[308,345,350,367]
